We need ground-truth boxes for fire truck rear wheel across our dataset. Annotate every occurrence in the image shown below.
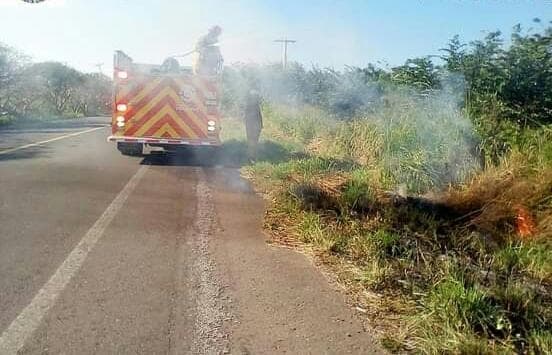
[117,142,143,156]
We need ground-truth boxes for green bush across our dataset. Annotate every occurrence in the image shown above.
[414,276,508,352]
[528,330,552,354]
[491,284,546,336]
[495,242,552,282]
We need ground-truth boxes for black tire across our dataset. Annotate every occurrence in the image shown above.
[117,142,143,156]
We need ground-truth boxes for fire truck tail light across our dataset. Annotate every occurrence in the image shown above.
[116,116,125,123]
[117,71,128,79]
[207,126,216,132]
[207,120,216,126]
[116,121,125,128]
[116,104,127,112]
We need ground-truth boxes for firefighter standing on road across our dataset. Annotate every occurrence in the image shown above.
[244,89,263,161]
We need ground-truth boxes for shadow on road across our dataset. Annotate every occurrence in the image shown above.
[140,139,307,168]
[0,127,106,135]
[0,145,51,162]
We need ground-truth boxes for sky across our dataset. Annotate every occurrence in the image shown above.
[0,0,550,74]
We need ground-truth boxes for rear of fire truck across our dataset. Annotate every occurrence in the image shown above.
[108,50,221,156]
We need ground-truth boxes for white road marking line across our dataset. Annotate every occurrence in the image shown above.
[0,165,149,354]
[0,126,105,156]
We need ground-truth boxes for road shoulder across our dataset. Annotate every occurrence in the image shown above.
[206,168,383,354]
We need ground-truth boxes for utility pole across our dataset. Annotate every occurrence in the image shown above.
[94,63,104,74]
[274,38,296,69]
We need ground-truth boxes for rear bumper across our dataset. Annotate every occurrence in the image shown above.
[108,135,221,146]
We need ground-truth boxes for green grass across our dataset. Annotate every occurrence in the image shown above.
[0,116,14,126]
[412,277,550,354]
[220,117,246,141]
[260,93,482,194]
[0,114,80,127]
[340,172,378,213]
[417,277,505,346]
[298,212,340,251]
[492,242,552,282]
[528,330,552,354]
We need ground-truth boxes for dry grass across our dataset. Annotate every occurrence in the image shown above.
[443,152,552,244]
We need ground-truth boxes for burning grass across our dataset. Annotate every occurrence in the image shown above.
[242,105,552,353]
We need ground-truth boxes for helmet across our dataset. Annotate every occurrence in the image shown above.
[209,25,222,36]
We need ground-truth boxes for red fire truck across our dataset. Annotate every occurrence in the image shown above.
[108,51,221,156]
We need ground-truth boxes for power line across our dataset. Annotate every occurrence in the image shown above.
[274,38,296,69]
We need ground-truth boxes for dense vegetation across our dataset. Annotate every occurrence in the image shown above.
[224,22,552,353]
[0,43,111,124]
[224,21,551,165]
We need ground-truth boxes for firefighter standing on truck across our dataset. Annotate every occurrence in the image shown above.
[192,26,223,76]
[244,89,263,161]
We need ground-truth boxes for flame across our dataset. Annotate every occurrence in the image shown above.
[514,205,536,238]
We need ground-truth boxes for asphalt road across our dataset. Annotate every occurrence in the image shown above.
[0,117,381,354]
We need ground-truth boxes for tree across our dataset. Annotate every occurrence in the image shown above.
[499,25,552,124]
[71,73,111,116]
[440,35,467,73]
[391,57,440,91]
[0,43,27,118]
[462,31,506,100]
[10,65,47,117]
[28,62,84,115]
